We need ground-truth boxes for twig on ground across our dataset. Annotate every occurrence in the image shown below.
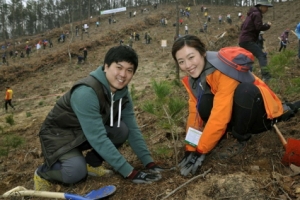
[279,187,292,200]
[24,148,37,161]
[260,180,274,189]
[267,197,283,200]
[155,192,165,200]
[217,162,227,167]
[139,124,148,128]
[217,193,263,200]
[161,168,212,200]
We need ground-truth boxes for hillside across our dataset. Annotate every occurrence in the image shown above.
[1,1,300,199]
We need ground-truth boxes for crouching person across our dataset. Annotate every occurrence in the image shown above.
[171,35,299,176]
[34,45,165,191]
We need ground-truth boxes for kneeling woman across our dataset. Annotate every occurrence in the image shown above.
[172,35,298,176]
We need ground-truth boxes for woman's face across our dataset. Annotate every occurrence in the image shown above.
[175,45,206,78]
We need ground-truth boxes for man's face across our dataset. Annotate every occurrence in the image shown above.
[104,61,134,93]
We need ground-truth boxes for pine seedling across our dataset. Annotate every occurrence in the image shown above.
[142,79,186,165]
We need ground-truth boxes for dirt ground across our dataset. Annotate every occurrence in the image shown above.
[1,1,300,200]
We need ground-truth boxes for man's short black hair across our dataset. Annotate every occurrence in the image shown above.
[103,45,138,73]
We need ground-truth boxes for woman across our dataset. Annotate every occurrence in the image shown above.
[172,35,298,176]
[279,29,289,52]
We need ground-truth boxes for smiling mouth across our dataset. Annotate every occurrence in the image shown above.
[188,68,196,73]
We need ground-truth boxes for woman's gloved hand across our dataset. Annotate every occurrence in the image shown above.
[178,151,193,168]
[179,152,206,176]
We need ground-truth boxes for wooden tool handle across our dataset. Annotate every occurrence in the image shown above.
[1,186,65,199]
[273,124,287,147]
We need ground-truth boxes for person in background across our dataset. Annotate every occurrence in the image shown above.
[34,45,165,191]
[238,12,242,19]
[279,29,289,52]
[239,0,273,82]
[49,39,53,48]
[5,86,15,112]
[2,53,6,64]
[171,35,299,176]
[77,56,84,64]
[185,24,189,35]
[128,37,133,48]
[218,15,222,24]
[203,22,208,33]
[83,48,88,61]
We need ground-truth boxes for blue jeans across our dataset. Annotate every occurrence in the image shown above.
[239,41,270,79]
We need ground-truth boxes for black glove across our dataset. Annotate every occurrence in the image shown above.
[179,152,205,176]
[146,162,173,173]
[127,170,162,184]
[281,103,295,121]
[178,151,193,168]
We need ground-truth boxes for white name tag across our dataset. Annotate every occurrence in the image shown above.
[185,127,202,147]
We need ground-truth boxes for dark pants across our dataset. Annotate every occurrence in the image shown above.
[77,56,84,64]
[5,99,14,111]
[37,121,129,184]
[198,83,274,142]
[279,41,286,52]
[239,41,270,79]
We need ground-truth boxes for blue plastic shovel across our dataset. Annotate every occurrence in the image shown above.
[1,185,116,200]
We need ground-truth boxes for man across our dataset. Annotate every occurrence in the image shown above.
[239,0,273,82]
[34,46,164,191]
[5,87,15,112]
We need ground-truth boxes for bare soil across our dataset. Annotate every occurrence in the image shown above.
[1,2,300,200]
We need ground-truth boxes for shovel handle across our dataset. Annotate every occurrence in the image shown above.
[273,124,287,147]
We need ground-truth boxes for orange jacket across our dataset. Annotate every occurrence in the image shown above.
[5,89,13,100]
[182,70,283,154]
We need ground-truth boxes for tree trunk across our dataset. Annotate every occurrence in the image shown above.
[68,0,74,64]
